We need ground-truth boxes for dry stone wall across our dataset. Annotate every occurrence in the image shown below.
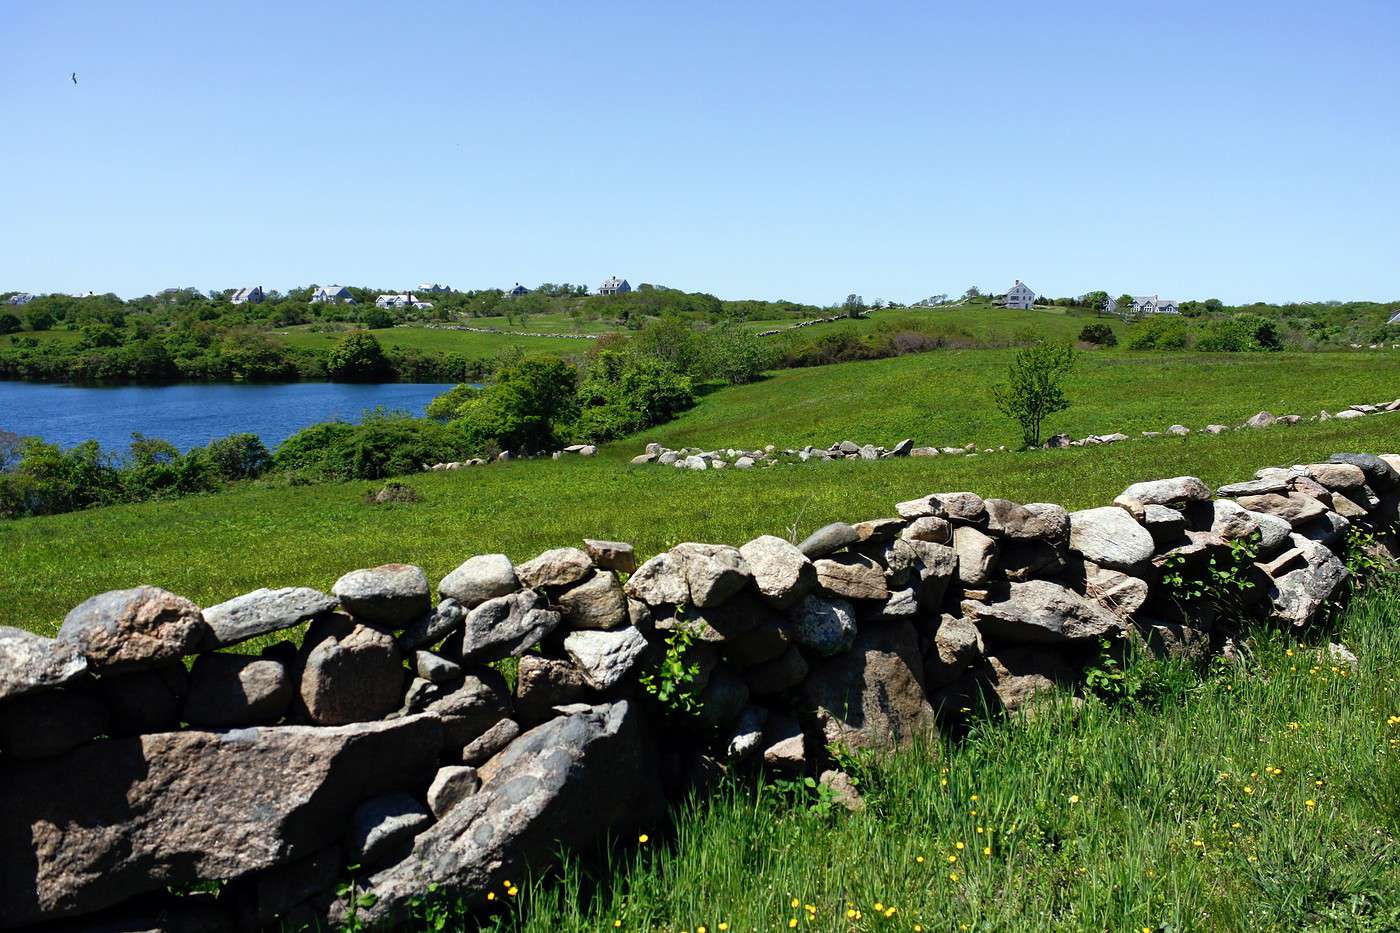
[2,452,1398,931]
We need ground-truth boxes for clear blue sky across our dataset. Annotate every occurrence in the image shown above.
[3,0,1397,305]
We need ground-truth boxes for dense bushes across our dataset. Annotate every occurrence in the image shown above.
[0,432,274,518]
[1124,313,1284,352]
[274,413,467,481]
[1077,322,1118,346]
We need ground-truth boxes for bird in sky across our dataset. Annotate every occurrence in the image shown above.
[71,72,78,84]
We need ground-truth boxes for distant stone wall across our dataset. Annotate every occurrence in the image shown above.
[2,453,1398,930]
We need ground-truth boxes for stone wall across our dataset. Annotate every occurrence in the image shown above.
[2,452,1398,931]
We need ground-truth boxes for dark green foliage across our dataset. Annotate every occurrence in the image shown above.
[453,357,580,454]
[991,340,1076,448]
[1077,322,1118,346]
[198,433,272,481]
[576,352,696,441]
[0,313,20,335]
[1127,316,1191,350]
[697,324,773,385]
[325,331,391,381]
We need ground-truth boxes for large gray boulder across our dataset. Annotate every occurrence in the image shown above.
[672,543,752,607]
[200,587,336,649]
[1068,507,1154,571]
[800,620,936,750]
[1115,476,1211,508]
[624,551,690,606]
[59,587,208,675]
[1268,540,1349,627]
[787,594,857,656]
[183,652,294,727]
[299,619,405,726]
[0,715,443,929]
[965,580,1126,643]
[984,500,1069,541]
[438,555,519,608]
[398,598,465,652]
[739,535,817,609]
[460,590,561,663]
[563,627,650,690]
[335,703,661,928]
[0,627,88,701]
[557,570,628,630]
[420,670,512,748]
[515,547,594,591]
[1328,453,1399,489]
[332,564,431,628]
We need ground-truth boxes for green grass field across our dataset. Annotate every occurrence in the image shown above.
[637,349,1399,453]
[479,581,1400,932]
[5,415,1398,636]
[271,324,592,358]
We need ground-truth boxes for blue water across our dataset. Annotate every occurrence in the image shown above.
[0,382,456,452]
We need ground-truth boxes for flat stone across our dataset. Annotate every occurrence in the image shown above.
[953,525,998,586]
[59,586,208,675]
[1082,563,1149,620]
[0,690,109,759]
[1211,499,1261,540]
[797,522,861,558]
[853,517,906,542]
[461,590,561,663]
[1234,492,1328,527]
[1203,424,1229,435]
[1269,540,1349,627]
[515,547,594,590]
[965,580,1126,643]
[583,539,637,574]
[815,553,889,601]
[558,570,629,630]
[200,587,336,649]
[896,495,945,519]
[427,766,480,819]
[1218,477,1289,497]
[740,535,817,609]
[564,627,650,690]
[415,649,462,683]
[1142,503,1187,544]
[420,670,512,748]
[0,627,88,701]
[461,717,520,766]
[787,594,857,656]
[0,715,443,929]
[761,713,806,774]
[438,555,520,608]
[346,793,432,869]
[1245,411,1277,429]
[398,598,465,652]
[338,703,662,928]
[984,500,1069,541]
[934,492,987,525]
[184,652,294,727]
[1068,507,1154,571]
[902,515,953,543]
[1299,463,1368,491]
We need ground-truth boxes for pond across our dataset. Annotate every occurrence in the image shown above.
[0,381,457,452]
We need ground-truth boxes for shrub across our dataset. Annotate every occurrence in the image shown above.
[991,340,1076,449]
[698,324,772,385]
[326,331,391,381]
[577,352,695,441]
[453,357,580,454]
[0,313,20,335]
[196,433,272,481]
[1127,317,1190,350]
[1078,322,1118,346]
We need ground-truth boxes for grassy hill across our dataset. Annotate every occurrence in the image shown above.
[635,349,1398,454]
[271,323,593,359]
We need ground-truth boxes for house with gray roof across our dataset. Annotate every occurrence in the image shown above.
[230,286,264,305]
[310,285,355,304]
[375,293,434,310]
[7,293,34,306]
[598,276,631,296]
[418,283,452,293]
[1001,280,1036,310]
[1387,310,1400,326]
[1131,295,1180,315]
[506,283,530,298]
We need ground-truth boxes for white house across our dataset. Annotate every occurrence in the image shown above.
[506,283,530,298]
[418,283,452,293]
[375,293,434,310]
[1003,280,1036,310]
[1131,295,1180,316]
[230,286,264,305]
[7,293,34,306]
[310,285,355,304]
[598,276,631,296]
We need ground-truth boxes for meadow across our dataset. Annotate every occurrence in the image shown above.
[485,581,1400,932]
[270,323,593,358]
[5,414,1398,636]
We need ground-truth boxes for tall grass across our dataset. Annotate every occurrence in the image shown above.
[449,582,1400,933]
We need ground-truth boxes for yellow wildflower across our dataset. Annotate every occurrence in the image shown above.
[791,898,800,909]
[1243,786,1254,795]
[915,855,925,863]
[718,925,729,932]
[949,872,959,881]
[1069,794,1081,805]
[955,841,965,850]
[638,834,649,844]
[788,919,798,929]
[1305,799,1316,808]
[983,846,992,856]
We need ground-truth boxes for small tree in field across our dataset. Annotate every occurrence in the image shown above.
[992,340,1076,448]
